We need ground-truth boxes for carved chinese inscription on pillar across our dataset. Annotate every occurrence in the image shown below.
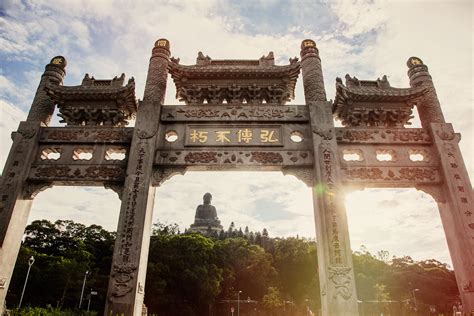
[119,147,145,264]
[184,125,282,146]
[321,148,343,265]
[444,144,472,219]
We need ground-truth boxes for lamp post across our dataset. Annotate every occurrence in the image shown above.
[237,290,242,316]
[18,256,35,309]
[412,289,420,312]
[79,270,89,309]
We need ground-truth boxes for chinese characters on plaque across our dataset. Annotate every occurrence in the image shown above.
[185,125,282,146]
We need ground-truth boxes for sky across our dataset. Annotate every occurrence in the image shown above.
[0,0,472,265]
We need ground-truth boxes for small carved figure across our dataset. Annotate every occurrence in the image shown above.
[345,74,359,86]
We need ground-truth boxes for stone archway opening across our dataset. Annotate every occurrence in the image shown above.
[154,171,314,238]
[345,188,458,314]
[345,188,449,264]
[5,186,121,311]
[30,186,121,231]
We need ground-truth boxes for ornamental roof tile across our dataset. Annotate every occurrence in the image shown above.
[45,74,138,112]
[168,52,300,104]
[333,74,427,113]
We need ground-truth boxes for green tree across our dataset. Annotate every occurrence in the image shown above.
[145,233,222,315]
[262,286,283,310]
[272,238,319,306]
[215,238,276,302]
[7,220,113,312]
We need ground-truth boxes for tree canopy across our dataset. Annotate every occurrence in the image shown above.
[6,220,460,315]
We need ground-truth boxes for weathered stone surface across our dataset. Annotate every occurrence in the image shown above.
[0,121,43,313]
[430,123,474,310]
[26,56,66,125]
[301,38,359,315]
[407,57,445,126]
[105,38,170,316]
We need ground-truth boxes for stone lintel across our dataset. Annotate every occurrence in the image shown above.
[341,166,442,186]
[160,104,309,122]
[28,164,126,182]
[155,150,313,167]
[39,127,134,143]
[335,127,432,144]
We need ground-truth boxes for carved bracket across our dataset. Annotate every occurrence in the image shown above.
[281,167,315,187]
[152,167,187,186]
[22,181,53,199]
[104,183,124,200]
[416,185,447,203]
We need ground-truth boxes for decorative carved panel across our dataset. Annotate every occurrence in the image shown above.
[29,164,126,182]
[155,150,312,167]
[161,105,309,122]
[341,166,441,186]
[335,128,431,144]
[40,127,134,143]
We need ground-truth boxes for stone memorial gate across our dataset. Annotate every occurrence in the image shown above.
[0,38,472,315]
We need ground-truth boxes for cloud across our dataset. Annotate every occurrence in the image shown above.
[30,186,121,232]
[345,188,451,264]
[0,99,26,173]
[370,1,473,174]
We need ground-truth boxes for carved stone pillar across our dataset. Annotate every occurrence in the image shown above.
[409,58,473,312]
[26,56,66,126]
[0,121,48,314]
[407,57,445,128]
[105,39,170,315]
[0,57,65,314]
[301,40,359,315]
[300,39,326,103]
[431,123,474,313]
